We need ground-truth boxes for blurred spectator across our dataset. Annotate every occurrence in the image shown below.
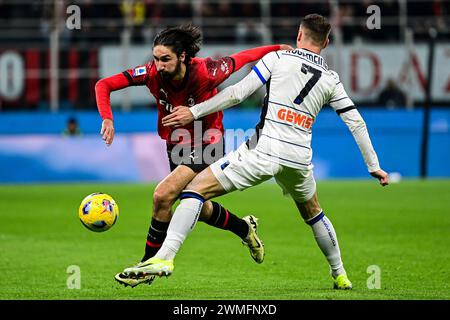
[100,1,123,44]
[2,0,448,47]
[201,0,234,43]
[71,0,97,46]
[234,1,263,44]
[338,2,357,43]
[120,0,147,43]
[271,0,330,43]
[141,1,163,44]
[378,0,400,41]
[148,0,193,43]
[63,117,82,136]
[336,0,402,43]
[408,0,435,41]
[377,79,407,108]
[161,0,192,21]
[431,0,449,38]
[270,3,297,42]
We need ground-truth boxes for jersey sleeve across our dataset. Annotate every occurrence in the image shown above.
[339,109,381,173]
[204,56,235,89]
[230,45,281,72]
[122,62,153,86]
[251,51,280,85]
[190,71,264,120]
[328,71,355,114]
[95,73,130,120]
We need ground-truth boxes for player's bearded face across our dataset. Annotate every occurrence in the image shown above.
[153,45,183,81]
[159,58,182,81]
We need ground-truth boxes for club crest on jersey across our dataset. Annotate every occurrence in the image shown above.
[133,66,146,77]
[221,60,230,75]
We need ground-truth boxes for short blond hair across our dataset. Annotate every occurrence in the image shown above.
[301,14,331,46]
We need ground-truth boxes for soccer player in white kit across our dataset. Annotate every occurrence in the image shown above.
[125,14,389,290]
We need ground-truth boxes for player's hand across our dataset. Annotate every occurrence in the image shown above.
[161,106,194,128]
[370,169,389,186]
[280,44,294,51]
[100,118,115,146]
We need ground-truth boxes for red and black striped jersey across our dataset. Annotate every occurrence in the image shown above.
[122,56,235,146]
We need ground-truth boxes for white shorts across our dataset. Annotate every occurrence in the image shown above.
[210,143,316,203]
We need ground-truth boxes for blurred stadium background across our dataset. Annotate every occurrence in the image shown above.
[0,0,449,183]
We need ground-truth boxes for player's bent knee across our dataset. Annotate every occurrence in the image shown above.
[153,185,180,208]
[184,170,212,197]
[185,172,225,201]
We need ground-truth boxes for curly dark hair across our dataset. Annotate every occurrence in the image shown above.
[153,24,202,63]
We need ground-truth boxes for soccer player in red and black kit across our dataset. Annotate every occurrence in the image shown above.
[95,24,292,287]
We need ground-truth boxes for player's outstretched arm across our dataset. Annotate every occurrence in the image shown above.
[95,73,130,146]
[162,71,264,128]
[339,109,389,186]
[95,73,129,121]
[230,44,293,72]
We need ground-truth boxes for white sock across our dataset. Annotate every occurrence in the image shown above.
[306,211,346,278]
[155,193,204,261]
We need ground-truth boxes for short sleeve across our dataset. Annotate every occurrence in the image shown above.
[122,62,153,86]
[328,71,355,113]
[251,51,280,85]
[204,56,235,89]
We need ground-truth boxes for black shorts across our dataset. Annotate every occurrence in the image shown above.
[166,140,226,173]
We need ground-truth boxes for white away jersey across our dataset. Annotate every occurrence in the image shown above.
[250,49,355,169]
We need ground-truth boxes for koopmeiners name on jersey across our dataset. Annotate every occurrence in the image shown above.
[288,49,327,68]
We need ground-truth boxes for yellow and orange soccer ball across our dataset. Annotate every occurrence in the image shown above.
[78,192,119,232]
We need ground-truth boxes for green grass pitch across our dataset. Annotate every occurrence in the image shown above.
[0,180,449,300]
